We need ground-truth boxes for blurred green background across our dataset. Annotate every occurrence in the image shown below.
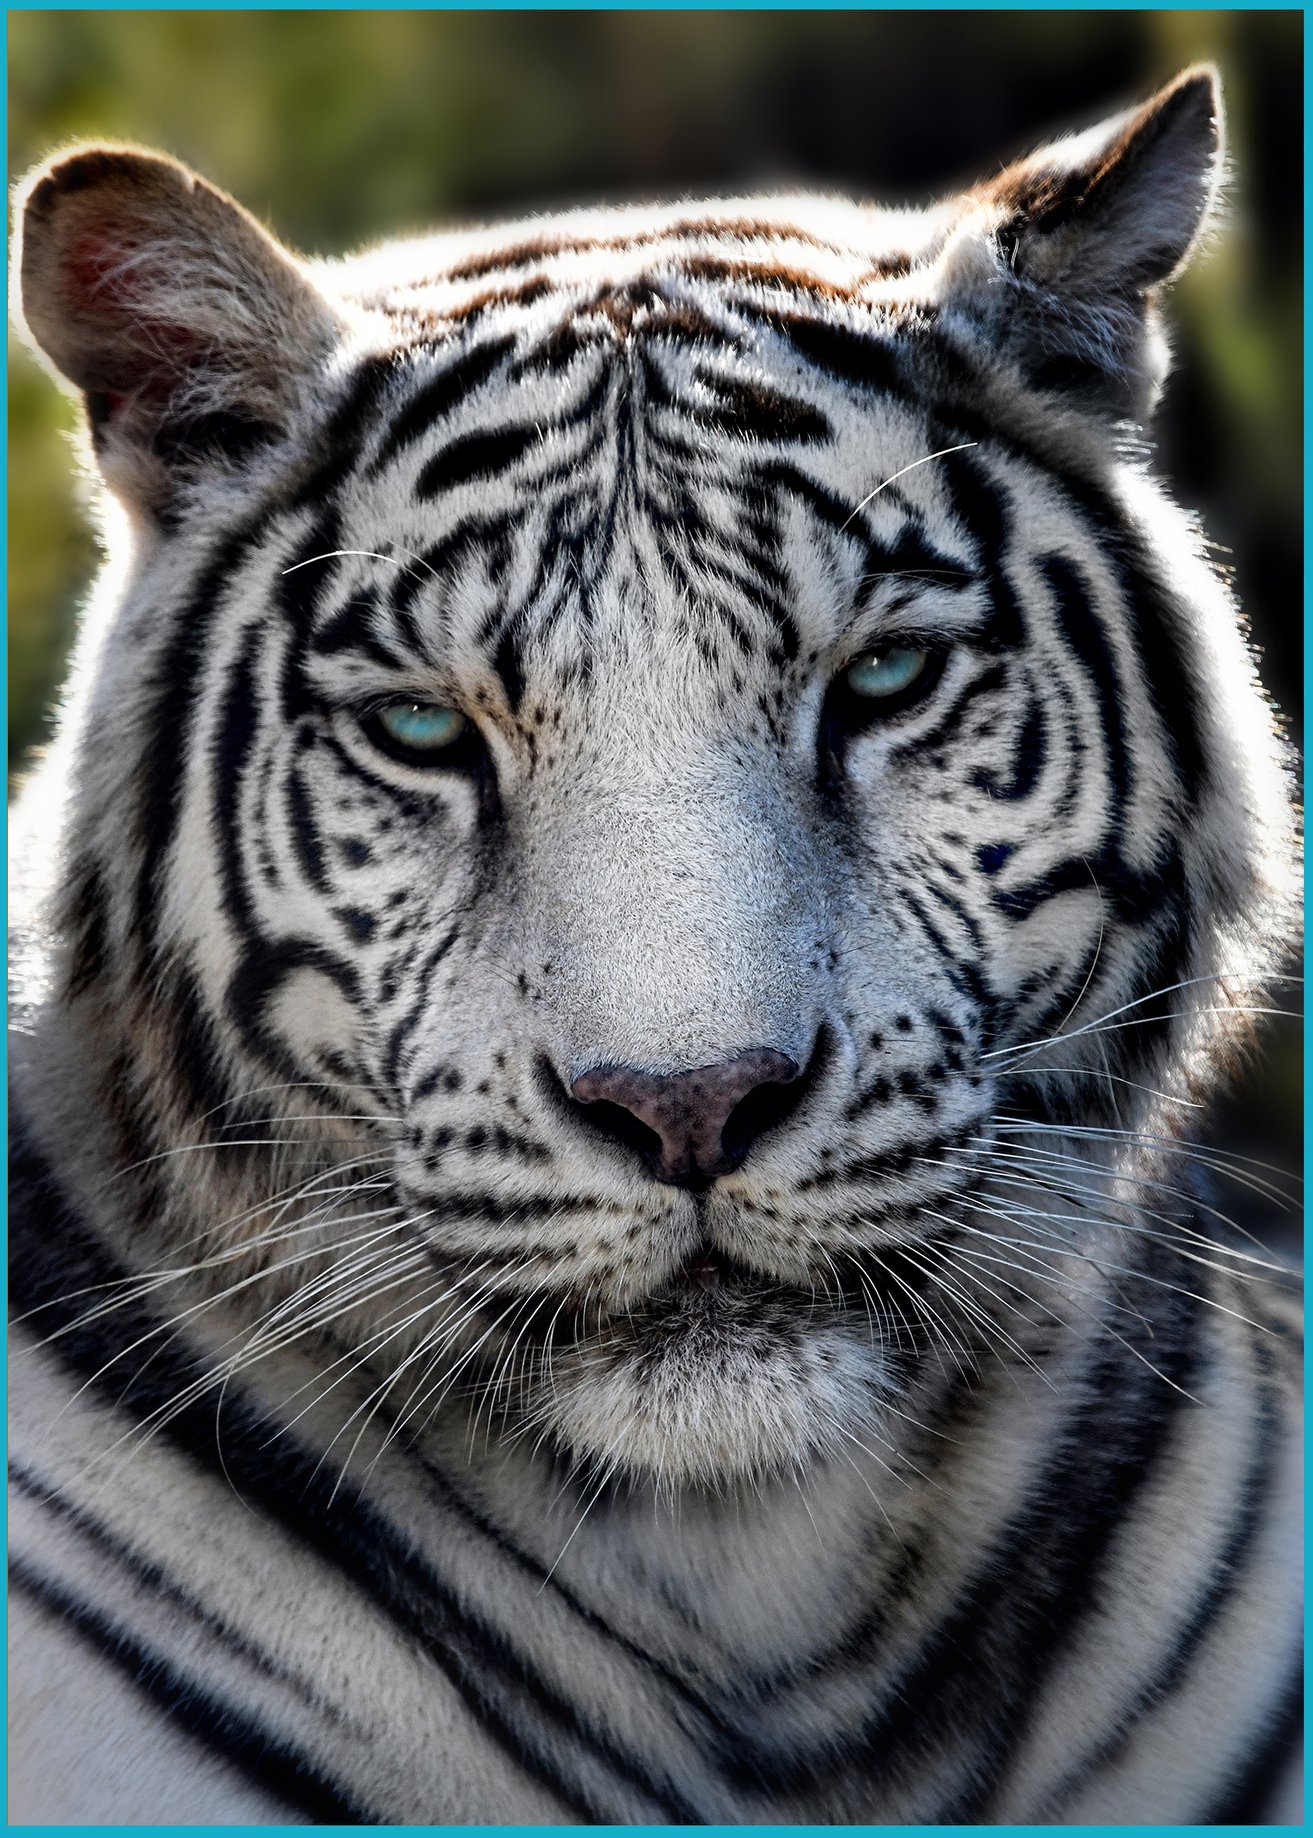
[7,9,1302,1176]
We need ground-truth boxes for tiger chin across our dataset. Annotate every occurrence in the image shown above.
[517,1261,899,1498]
[10,65,1303,1829]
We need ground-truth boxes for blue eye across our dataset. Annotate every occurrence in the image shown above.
[365,701,469,764]
[827,643,946,745]
[845,647,929,699]
[378,703,466,749]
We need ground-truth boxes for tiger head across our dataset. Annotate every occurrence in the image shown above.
[14,68,1298,1496]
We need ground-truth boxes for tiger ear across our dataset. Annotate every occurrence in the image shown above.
[965,67,1223,414]
[13,144,343,518]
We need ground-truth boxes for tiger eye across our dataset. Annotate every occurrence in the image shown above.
[376,702,468,753]
[845,647,929,699]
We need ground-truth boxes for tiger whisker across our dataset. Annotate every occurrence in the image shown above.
[866,1249,979,1381]
[946,1211,1275,1337]
[100,1239,433,1458]
[994,1063,1204,1108]
[901,1239,1050,1384]
[981,970,1302,1064]
[35,1207,411,1432]
[990,1119,1297,1203]
[839,442,980,531]
[951,1135,1284,1249]
[280,546,443,585]
[974,1167,1292,1283]
[92,1134,390,1194]
[358,1260,540,1473]
[986,1003,1300,1070]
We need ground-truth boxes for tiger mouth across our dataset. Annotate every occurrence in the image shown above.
[666,1244,738,1292]
[636,1243,823,1328]
[470,1243,808,1353]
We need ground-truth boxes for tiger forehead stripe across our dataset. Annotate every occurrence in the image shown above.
[9,64,1301,1831]
[440,217,917,286]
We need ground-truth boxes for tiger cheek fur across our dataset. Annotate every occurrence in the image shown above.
[9,67,1301,1826]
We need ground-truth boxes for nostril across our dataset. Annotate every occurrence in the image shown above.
[721,1025,829,1170]
[568,1094,666,1169]
[534,1055,672,1174]
[721,1079,798,1171]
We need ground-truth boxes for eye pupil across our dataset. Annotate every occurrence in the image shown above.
[846,646,928,698]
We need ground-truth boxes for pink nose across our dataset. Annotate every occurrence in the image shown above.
[571,1049,800,1188]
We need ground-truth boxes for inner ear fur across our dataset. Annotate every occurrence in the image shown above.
[962,67,1224,415]
[14,144,343,509]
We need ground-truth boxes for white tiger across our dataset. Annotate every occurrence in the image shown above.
[9,66,1302,1823]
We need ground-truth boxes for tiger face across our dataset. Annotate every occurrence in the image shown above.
[266,360,1122,1492]
[14,70,1296,1495]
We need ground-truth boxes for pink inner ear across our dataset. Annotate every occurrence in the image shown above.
[66,228,145,310]
[65,228,204,388]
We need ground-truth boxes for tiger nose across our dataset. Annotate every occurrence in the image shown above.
[570,1048,801,1190]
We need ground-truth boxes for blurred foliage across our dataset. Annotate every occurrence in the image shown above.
[7,9,1302,1171]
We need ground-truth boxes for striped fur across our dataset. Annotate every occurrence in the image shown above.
[10,69,1302,1823]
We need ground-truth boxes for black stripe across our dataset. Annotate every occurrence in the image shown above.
[991,834,1183,935]
[161,962,233,1125]
[492,627,527,713]
[441,218,872,289]
[286,744,330,892]
[10,1461,346,1727]
[896,882,969,979]
[415,356,610,507]
[750,454,964,586]
[133,527,267,958]
[896,659,1008,761]
[370,334,517,473]
[971,691,1044,801]
[275,509,342,634]
[935,446,1028,648]
[678,536,798,661]
[355,1376,756,1758]
[392,517,515,618]
[929,1240,1205,1820]
[801,1121,979,1192]
[288,354,398,507]
[1042,1330,1288,1814]
[150,410,280,476]
[223,937,359,1076]
[687,373,830,443]
[757,308,910,400]
[130,351,389,958]
[473,508,570,652]
[1199,1655,1303,1823]
[313,591,409,669]
[1115,537,1207,799]
[63,853,112,999]
[415,424,539,500]
[1041,550,1130,830]
[10,1562,367,1824]
[211,622,265,942]
[926,389,1207,802]
[380,926,459,1089]
[700,1229,1201,1803]
[919,867,986,955]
